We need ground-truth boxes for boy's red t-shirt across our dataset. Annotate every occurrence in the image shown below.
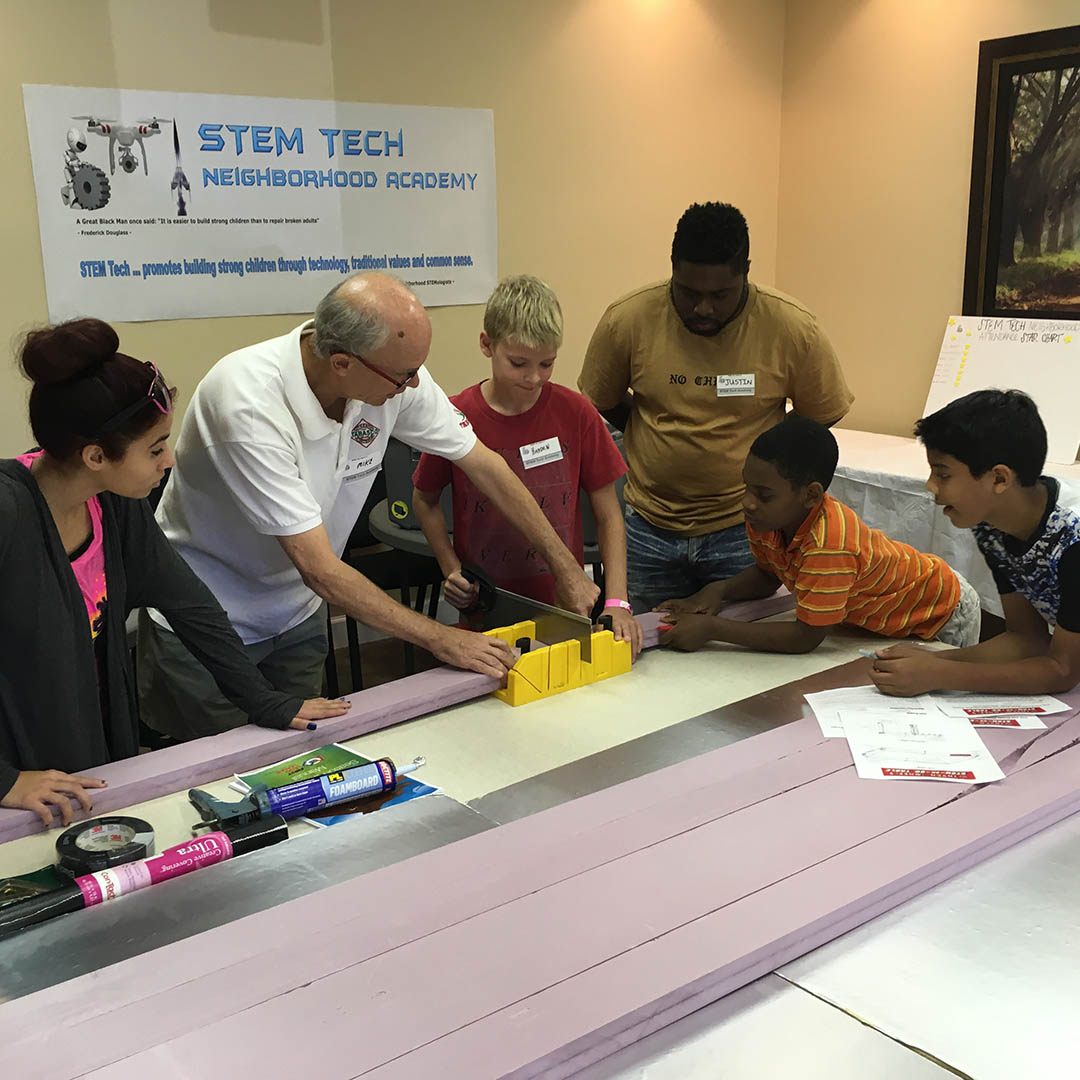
[412,381,627,604]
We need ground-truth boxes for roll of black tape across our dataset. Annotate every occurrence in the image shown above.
[55,817,155,877]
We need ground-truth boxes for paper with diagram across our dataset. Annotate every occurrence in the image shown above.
[804,686,937,738]
[842,709,1005,783]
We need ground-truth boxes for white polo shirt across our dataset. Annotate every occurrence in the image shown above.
[154,321,476,643]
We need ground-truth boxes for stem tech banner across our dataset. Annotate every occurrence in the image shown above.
[22,84,497,322]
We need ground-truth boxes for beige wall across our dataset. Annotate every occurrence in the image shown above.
[0,0,786,455]
[10,1,1072,454]
[777,0,1080,438]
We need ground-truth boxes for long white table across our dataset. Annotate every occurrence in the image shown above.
[2,614,1077,1076]
[0,623,957,1079]
[0,622,873,878]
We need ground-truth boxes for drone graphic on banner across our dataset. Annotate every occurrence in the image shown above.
[23,84,497,322]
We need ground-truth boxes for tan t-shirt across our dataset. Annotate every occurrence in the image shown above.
[578,281,854,536]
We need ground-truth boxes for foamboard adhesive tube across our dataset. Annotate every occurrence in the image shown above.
[188,757,426,835]
[263,759,399,818]
[0,816,287,938]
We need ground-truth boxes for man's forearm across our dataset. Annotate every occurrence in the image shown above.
[304,560,445,650]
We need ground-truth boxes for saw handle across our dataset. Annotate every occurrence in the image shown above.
[460,564,498,616]
[461,563,609,629]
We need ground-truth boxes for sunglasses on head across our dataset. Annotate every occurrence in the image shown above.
[98,361,173,433]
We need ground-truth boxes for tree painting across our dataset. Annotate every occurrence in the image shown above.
[995,65,1080,311]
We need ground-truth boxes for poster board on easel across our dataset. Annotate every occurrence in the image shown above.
[923,316,1080,464]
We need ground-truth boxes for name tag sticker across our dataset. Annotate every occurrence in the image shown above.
[716,374,756,398]
[341,455,381,483]
[519,437,563,470]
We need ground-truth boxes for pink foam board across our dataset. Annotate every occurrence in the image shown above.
[636,587,794,648]
[370,745,1080,1079]
[8,740,1075,1079]
[2,735,860,1075]
[78,767,962,1078]
[8,601,1077,1079]
[0,664,501,842]
[0,596,794,843]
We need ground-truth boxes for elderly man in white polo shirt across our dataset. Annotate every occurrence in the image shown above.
[138,273,598,739]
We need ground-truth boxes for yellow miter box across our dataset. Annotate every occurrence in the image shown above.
[485,626,632,706]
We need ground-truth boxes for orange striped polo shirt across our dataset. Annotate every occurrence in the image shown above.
[747,494,960,639]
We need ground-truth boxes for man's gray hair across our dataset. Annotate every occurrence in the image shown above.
[311,277,390,359]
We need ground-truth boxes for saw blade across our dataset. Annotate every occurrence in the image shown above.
[478,587,593,662]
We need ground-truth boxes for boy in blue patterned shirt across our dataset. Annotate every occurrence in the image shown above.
[869,389,1080,697]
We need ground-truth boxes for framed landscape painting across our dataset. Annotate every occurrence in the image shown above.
[963,25,1080,317]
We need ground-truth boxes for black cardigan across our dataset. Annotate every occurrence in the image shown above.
[0,460,303,797]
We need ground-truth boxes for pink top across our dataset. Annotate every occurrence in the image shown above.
[18,451,108,639]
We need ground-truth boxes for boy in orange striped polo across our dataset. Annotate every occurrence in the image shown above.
[657,415,981,653]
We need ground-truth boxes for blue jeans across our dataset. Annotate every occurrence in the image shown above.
[625,506,753,615]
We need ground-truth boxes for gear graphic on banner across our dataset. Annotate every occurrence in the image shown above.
[69,164,111,210]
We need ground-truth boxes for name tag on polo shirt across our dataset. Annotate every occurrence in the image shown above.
[716,374,756,397]
[519,437,563,470]
[341,453,381,483]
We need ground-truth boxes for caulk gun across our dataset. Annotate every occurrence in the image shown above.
[188,756,426,834]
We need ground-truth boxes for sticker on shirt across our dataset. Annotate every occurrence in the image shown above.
[519,437,564,470]
[351,418,381,447]
[716,374,756,397]
[341,453,381,484]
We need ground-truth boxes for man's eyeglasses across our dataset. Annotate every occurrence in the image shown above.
[99,362,173,432]
[350,353,417,390]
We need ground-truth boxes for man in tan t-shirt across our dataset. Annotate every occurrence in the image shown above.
[578,202,853,614]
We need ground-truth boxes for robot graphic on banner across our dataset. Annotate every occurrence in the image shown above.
[60,125,110,211]
[59,113,188,215]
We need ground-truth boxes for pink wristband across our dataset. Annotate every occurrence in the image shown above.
[604,599,632,612]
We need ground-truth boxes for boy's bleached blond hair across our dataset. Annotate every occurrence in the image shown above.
[483,274,563,350]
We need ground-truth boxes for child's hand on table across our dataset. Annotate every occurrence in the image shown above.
[607,606,643,660]
[656,612,716,652]
[868,647,950,696]
[654,581,726,617]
